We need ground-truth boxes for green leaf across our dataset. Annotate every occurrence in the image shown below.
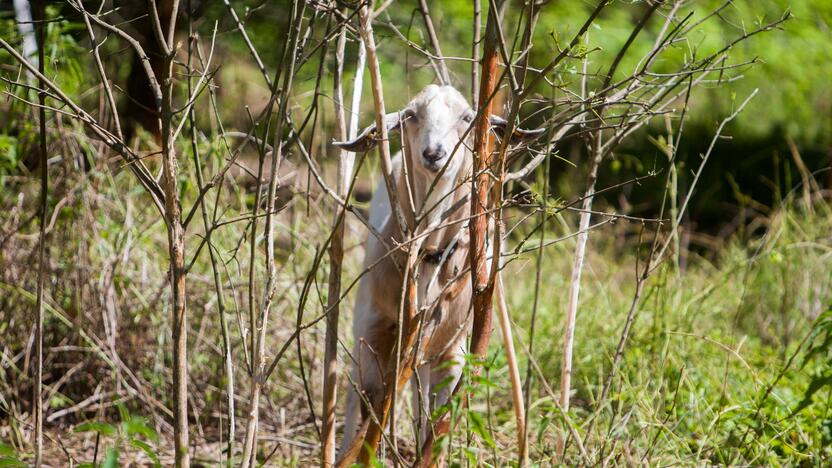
[432,374,456,393]
[129,439,161,468]
[803,309,832,366]
[116,403,129,424]
[74,422,117,437]
[431,402,451,421]
[462,446,478,466]
[122,417,158,442]
[792,371,832,415]
[433,434,450,458]
[354,443,383,468]
[468,411,496,448]
[102,447,119,468]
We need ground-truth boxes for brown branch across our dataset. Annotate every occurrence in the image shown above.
[321,10,358,466]
[221,0,272,87]
[558,3,664,459]
[469,0,501,371]
[418,0,451,85]
[240,0,306,465]
[151,0,191,462]
[495,272,528,465]
[33,1,47,464]
[186,23,236,466]
[471,0,481,104]
[340,4,426,463]
[417,2,503,465]
[0,37,166,213]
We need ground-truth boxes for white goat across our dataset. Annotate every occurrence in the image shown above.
[333,84,541,455]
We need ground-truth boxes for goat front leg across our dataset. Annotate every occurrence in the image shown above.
[340,308,396,457]
[429,334,466,416]
[410,364,432,448]
[412,334,467,466]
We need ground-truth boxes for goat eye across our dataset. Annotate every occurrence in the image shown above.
[403,109,418,123]
[462,112,474,123]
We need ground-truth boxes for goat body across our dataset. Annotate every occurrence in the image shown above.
[333,84,541,455]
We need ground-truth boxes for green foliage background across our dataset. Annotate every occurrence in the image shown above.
[1,0,831,465]
[195,0,832,143]
[201,0,832,231]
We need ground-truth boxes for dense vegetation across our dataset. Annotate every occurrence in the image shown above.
[1,0,830,466]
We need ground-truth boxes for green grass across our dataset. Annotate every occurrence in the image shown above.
[1,1,831,464]
[2,154,830,465]
[443,199,832,466]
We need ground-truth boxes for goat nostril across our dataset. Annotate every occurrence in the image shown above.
[422,148,438,162]
[422,146,446,162]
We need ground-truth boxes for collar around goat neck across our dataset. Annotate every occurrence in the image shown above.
[422,237,459,265]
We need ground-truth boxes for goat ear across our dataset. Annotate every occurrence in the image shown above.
[489,115,545,143]
[332,111,404,152]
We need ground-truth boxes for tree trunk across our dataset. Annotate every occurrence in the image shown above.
[416,4,503,465]
[321,17,361,466]
[33,1,47,464]
[155,2,189,464]
[468,0,501,361]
